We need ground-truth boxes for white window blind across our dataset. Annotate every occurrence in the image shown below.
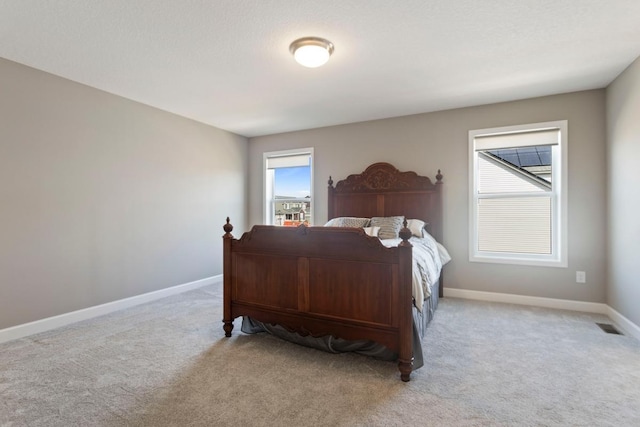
[474,128,559,151]
[477,197,552,254]
[266,154,310,169]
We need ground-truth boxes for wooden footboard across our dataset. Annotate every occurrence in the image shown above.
[223,218,415,381]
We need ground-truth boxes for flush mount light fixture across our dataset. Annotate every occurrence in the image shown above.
[289,37,334,68]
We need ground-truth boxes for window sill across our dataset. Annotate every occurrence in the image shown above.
[469,254,567,268]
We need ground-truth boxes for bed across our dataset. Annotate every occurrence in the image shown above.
[222,162,445,381]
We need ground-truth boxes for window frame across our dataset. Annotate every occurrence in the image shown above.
[468,120,568,267]
[263,147,314,226]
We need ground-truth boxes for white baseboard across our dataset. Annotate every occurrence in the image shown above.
[5,280,637,345]
[444,288,640,341]
[606,306,640,341]
[444,288,608,314]
[0,275,222,344]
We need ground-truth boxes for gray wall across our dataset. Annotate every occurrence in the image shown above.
[0,58,248,329]
[249,90,607,303]
[606,56,640,326]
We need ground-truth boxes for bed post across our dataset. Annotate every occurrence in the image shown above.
[327,176,335,220]
[433,170,444,243]
[435,170,444,298]
[397,222,414,382]
[222,217,234,337]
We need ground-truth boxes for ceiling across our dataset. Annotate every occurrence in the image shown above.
[1,1,639,138]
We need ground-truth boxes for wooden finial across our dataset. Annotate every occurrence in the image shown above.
[436,169,443,182]
[223,217,234,237]
[328,176,334,188]
[399,218,412,246]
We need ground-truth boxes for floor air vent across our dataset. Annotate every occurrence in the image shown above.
[596,323,623,335]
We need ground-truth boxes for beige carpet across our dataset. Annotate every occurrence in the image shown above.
[1,284,639,426]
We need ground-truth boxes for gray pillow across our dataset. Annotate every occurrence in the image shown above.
[324,217,370,228]
[370,216,404,240]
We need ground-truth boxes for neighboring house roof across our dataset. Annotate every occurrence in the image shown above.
[481,146,552,190]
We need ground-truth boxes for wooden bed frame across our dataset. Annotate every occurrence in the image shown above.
[223,163,443,381]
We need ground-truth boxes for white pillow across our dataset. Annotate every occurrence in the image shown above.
[406,219,426,237]
[363,226,381,237]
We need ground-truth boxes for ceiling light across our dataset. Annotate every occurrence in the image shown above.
[289,37,334,68]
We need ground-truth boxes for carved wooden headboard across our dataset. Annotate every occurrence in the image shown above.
[327,163,443,242]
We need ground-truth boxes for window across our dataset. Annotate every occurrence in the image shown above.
[469,121,567,267]
[264,148,313,226]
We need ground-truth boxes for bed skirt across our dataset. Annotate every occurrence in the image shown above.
[241,291,439,371]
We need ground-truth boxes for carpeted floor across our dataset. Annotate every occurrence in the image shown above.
[1,284,639,426]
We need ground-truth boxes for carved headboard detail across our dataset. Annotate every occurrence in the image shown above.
[327,163,443,242]
[331,162,442,193]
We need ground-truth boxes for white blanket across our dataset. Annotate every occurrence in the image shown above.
[380,235,448,312]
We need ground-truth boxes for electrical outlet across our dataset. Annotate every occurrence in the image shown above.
[576,271,586,283]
